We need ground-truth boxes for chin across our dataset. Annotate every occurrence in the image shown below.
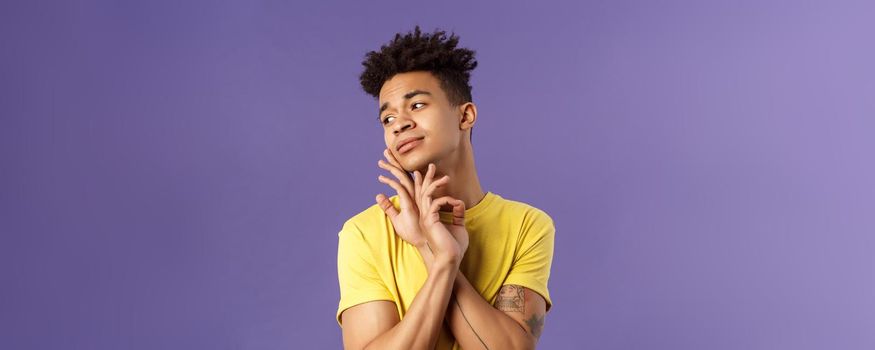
[399,152,433,173]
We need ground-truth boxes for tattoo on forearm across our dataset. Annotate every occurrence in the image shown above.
[525,313,545,339]
[454,284,545,348]
[495,285,525,313]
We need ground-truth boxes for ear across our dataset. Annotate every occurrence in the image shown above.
[458,102,477,133]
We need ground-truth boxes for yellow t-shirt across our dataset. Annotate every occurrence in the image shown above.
[336,191,555,349]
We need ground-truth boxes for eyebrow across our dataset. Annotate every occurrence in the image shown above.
[378,90,432,118]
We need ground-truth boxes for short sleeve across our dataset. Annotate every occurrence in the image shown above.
[336,221,394,326]
[502,210,555,312]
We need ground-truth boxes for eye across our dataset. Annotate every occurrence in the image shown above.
[412,102,425,110]
[382,115,395,125]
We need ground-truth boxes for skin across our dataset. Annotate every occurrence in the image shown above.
[376,70,484,214]
[341,70,547,349]
[343,152,465,350]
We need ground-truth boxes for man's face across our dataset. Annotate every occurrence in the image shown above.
[378,71,463,173]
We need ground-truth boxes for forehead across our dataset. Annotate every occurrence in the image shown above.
[378,71,443,102]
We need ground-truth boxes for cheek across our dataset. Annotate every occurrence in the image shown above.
[439,112,462,136]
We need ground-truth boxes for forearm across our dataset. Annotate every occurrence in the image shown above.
[364,257,458,350]
[446,273,534,350]
[415,245,534,350]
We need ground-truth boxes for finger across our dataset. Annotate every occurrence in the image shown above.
[384,148,411,176]
[424,163,436,187]
[377,175,414,210]
[419,171,433,219]
[428,196,466,226]
[378,159,414,196]
[413,170,429,220]
[421,163,436,208]
[423,175,450,200]
[413,170,422,205]
[423,194,432,221]
[383,148,413,183]
[449,198,466,226]
[422,176,448,220]
[428,196,458,219]
[375,193,399,219]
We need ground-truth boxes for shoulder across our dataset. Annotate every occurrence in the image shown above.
[493,194,555,229]
[339,196,395,239]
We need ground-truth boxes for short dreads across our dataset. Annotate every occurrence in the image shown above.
[360,26,478,140]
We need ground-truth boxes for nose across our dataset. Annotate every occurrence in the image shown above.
[392,114,414,135]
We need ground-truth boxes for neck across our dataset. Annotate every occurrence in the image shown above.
[430,138,486,212]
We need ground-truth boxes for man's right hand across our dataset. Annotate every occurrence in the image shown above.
[414,163,468,265]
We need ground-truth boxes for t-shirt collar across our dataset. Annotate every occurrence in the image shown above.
[439,191,497,221]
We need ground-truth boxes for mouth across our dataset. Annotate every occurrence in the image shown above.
[397,137,424,155]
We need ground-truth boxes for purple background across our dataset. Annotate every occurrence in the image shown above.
[2,0,874,349]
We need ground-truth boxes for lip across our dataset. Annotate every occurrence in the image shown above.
[396,136,424,151]
[396,137,424,154]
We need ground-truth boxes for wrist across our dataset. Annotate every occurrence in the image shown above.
[433,254,462,271]
[415,242,434,269]
[414,240,431,252]
[433,251,462,268]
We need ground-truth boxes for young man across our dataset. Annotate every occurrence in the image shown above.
[336,26,555,350]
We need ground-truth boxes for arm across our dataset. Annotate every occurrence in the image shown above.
[341,255,460,350]
[344,157,467,349]
[449,278,546,350]
[374,153,544,348]
[416,245,546,350]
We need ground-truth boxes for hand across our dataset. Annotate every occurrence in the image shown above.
[414,163,469,264]
[376,148,427,247]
